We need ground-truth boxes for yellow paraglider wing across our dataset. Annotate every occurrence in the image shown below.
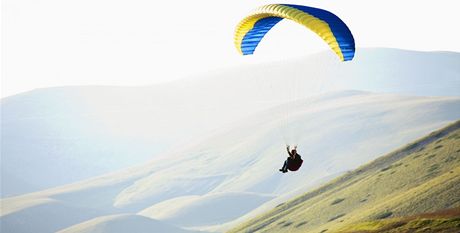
[234,4,355,61]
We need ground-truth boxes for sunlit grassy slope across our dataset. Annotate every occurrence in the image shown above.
[339,207,460,233]
[228,121,460,233]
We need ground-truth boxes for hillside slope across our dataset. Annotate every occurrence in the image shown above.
[338,208,460,233]
[2,48,460,196]
[57,214,204,233]
[229,121,460,233]
[2,92,460,233]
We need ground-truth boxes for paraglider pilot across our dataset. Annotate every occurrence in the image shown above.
[279,145,303,173]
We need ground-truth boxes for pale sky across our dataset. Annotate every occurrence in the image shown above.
[2,0,460,97]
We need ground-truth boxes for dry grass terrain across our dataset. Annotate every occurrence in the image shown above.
[339,207,460,233]
[228,121,460,233]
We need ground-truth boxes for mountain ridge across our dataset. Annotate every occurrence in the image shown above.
[228,121,460,233]
[2,91,460,233]
[2,48,459,196]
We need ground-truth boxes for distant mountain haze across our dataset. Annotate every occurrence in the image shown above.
[2,91,460,233]
[1,48,459,198]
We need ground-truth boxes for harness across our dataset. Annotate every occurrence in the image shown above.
[287,155,303,171]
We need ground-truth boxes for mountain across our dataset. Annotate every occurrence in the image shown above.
[228,121,460,233]
[2,91,460,233]
[57,214,205,233]
[2,48,460,197]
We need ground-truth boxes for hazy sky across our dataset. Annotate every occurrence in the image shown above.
[2,0,460,97]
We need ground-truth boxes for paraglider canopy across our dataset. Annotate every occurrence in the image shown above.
[234,4,355,61]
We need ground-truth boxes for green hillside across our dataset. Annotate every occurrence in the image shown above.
[228,121,460,233]
[339,207,460,233]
